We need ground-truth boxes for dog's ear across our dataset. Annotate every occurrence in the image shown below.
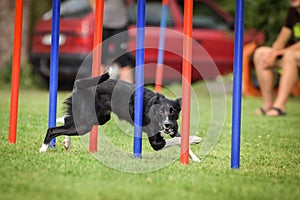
[176,98,182,109]
[144,93,161,114]
[150,93,161,105]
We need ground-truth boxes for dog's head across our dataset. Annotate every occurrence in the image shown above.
[146,93,181,137]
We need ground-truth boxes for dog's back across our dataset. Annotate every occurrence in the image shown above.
[99,79,135,122]
[95,78,159,125]
[63,72,112,125]
[64,73,141,127]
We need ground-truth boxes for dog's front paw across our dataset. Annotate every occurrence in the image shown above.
[39,143,49,153]
[189,148,201,163]
[189,136,202,145]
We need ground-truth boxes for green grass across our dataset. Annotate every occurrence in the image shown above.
[0,82,299,200]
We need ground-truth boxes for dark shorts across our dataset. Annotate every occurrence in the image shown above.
[101,26,135,68]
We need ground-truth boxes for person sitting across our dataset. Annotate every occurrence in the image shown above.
[254,0,300,116]
[89,0,135,83]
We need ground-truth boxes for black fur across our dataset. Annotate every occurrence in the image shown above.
[42,72,182,151]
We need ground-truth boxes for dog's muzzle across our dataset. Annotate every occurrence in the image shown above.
[160,125,175,137]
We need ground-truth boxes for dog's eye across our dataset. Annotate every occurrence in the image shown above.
[159,110,163,114]
[170,108,175,115]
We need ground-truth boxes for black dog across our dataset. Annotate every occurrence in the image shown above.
[39,72,201,161]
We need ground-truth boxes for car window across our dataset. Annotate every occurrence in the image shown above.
[178,1,230,30]
[43,0,91,20]
[127,2,174,27]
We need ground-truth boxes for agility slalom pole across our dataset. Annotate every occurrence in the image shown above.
[133,0,146,158]
[48,0,61,148]
[231,0,245,169]
[89,0,104,153]
[8,0,24,144]
[180,0,193,165]
[154,0,169,93]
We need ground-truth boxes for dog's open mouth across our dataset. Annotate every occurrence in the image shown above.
[160,129,175,138]
[164,128,173,134]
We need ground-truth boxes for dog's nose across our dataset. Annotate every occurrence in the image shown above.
[163,123,171,129]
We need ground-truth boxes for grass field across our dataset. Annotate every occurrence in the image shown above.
[0,82,299,200]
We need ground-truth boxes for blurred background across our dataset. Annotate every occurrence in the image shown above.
[0,0,290,89]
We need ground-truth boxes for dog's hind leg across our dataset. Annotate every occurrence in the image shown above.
[39,123,93,153]
[63,136,72,150]
[39,125,77,153]
[55,116,72,150]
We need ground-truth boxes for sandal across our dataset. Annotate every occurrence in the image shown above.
[266,107,286,116]
[255,107,268,115]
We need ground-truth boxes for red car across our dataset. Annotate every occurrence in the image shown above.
[29,0,264,87]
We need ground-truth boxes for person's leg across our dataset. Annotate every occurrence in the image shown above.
[111,26,134,83]
[100,28,112,73]
[253,46,276,114]
[267,50,300,116]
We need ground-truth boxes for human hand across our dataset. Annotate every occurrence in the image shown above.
[260,50,279,68]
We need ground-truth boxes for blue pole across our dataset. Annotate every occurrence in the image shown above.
[157,5,168,68]
[231,0,244,169]
[133,0,146,158]
[48,0,60,148]
[157,5,167,68]
[154,3,168,92]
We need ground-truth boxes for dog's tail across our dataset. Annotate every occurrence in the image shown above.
[74,71,110,89]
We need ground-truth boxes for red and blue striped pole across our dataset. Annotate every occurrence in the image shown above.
[89,0,104,153]
[231,0,245,169]
[48,0,61,148]
[180,0,193,165]
[8,0,24,144]
[133,0,146,158]
[154,0,169,93]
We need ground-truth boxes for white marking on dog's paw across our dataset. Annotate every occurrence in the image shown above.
[63,136,72,150]
[56,116,66,124]
[189,148,200,163]
[108,66,113,77]
[164,137,180,148]
[39,144,49,153]
[189,136,202,145]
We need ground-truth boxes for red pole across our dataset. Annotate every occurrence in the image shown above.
[8,0,24,144]
[180,0,193,165]
[162,0,169,5]
[89,0,104,153]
